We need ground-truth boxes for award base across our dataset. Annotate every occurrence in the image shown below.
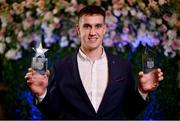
[31,57,48,75]
[143,58,155,73]
[142,47,155,74]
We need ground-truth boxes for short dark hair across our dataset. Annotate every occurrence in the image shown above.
[78,5,106,22]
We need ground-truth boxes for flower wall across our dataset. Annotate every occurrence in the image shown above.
[0,0,179,120]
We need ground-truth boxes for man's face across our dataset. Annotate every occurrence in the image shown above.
[77,14,106,51]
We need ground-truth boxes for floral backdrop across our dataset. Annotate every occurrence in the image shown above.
[0,0,179,120]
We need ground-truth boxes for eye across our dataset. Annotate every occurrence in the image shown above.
[96,24,103,29]
[83,24,91,29]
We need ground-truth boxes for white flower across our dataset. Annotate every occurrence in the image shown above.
[137,11,143,19]
[43,11,53,21]
[130,8,136,16]
[53,17,60,24]
[41,22,54,37]
[70,43,77,48]
[18,31,23,38]
[65,6,76,15]
[5,48,22,60]
[0,43,6,54]
[5,37,11,43]
[0,36,5,42]
[53,8,58,15]
[71,0,78,4]
[156,18,162,25]
[167,30,177,40]
[158,0,168,5]
[163,45,176,58]
[113,9,121,17]
[122,7,129,16]
[36,8,44,16]
[0,14,8,27]
[150,18,156,28]
[59,36,69,48]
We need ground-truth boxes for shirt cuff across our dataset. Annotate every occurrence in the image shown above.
[37,89,47,102]
[138,88,148,100]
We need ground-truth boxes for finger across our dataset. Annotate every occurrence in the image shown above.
[27,79,33,86]
[27,72,33,77]
[158,76,164,81]
[158,72,163,77]
[28,68,33,71]
[46,70,50,77]
[27,80,32,85]
[138,71,144,77]
[25,75,29,80]
[28,68,36,74]
[25,72,33,79]
[157,68,161,72]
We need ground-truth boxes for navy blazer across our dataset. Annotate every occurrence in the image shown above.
[37,50,147,119]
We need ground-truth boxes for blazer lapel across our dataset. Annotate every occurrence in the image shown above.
[97,53,123,114]
[71,51,96,113]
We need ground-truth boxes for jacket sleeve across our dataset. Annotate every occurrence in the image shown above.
[36,63,65,119]
[123,62,148,119]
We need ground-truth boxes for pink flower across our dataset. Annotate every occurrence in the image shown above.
[159,24,167,32]
[127,0,136,6]
[25,0,34,8]
[162,14,171,21]
[23,17,35,30]
[68,27,77,37]
[171,40,180,50]
[112,0,125,10]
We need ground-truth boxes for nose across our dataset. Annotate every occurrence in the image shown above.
[89,27,96,36]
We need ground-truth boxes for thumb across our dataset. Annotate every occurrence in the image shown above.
[138,71,144,78]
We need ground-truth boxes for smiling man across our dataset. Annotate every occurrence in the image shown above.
[25,5,163,119]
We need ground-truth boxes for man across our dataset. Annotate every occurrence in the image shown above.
[25,5,163,119]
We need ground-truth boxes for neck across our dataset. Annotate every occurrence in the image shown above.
[80,46,103,61]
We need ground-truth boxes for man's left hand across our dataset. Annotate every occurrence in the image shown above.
[138,68,164,94]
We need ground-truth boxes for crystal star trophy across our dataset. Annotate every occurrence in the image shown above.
[142,47,155,73]
[31,42,48,75]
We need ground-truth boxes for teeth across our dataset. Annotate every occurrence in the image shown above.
[89,38,96,40]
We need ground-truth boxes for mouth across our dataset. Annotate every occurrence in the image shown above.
[88,38,98,42]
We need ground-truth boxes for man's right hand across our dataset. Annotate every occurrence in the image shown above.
[25,68,49,97]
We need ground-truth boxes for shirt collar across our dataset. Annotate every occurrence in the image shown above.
[78,48,106,62]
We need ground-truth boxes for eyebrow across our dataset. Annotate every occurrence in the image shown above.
[83,23,104,26]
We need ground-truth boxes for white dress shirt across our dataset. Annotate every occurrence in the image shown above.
[77,48,108,112]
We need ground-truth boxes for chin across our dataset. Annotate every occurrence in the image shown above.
[88,45,101,50]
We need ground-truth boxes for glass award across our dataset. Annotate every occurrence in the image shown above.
[142,47,155,73]
[31,41,48,75]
